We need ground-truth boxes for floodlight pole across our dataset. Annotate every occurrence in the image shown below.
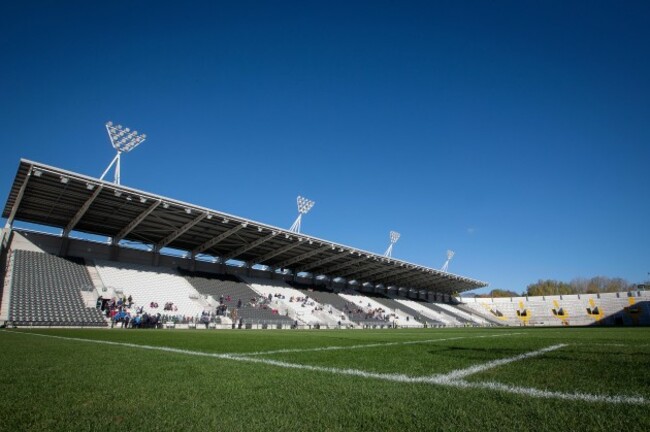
[383,231,400,257]
[100,152,122,184]
[288,215,302,234]
[441,250,455,272]
[100,121,146,185]
[289,195,315,233]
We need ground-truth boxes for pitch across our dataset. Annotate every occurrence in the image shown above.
[0,327,648,431]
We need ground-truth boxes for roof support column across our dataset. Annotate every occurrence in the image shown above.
[154,212,208,252]
[221,231,277,262]
[4,168,32,230]
[59,184,103,256]
[110,242,120,262]
[0,227,13,252]
[62,185,103,238]
[113,200,161,245]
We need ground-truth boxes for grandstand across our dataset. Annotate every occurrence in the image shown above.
[460,292,650,326]
[0,159,646,328]
[0,159,490,328]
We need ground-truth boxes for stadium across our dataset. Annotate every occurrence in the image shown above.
[1,153,649,431]
[2,3,649,430]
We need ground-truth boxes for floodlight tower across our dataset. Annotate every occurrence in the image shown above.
[100,121,147,185]
[289,196,315,233]
[441,250,455,272]
[383,231,400,257]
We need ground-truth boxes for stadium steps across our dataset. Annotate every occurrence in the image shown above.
[85,259,108,296]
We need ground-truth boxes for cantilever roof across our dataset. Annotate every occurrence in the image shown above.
[3,159,488,294]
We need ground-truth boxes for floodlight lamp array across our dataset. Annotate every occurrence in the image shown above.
[389,231,401,244]
[105,121,147,153]
[296,196,315,214]
[447,250,455,260]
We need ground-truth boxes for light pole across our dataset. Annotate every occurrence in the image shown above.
[383,231,400,257]
[441,250,455,272]
[100,121,147,184]
[289,195,315,233]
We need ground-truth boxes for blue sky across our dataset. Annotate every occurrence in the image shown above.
[1,1,648,293]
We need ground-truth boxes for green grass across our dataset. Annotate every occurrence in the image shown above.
[0,327,648,431]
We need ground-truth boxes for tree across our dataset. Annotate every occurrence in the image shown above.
[526,280,573,296]
[525,276,636,296]
[487,289,519,298]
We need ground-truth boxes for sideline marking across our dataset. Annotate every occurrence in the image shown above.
[1,330,646,405]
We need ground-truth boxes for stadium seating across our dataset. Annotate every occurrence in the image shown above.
[7,250,106,326]
[242,277,338,327]
[339,292,413,327]
[288,284,368,327]
[5,244,647,330]
[394,298,463,326]
[460,292,650,326]
[287,282,485,327]
[359,295,429,327]
[288,281,430,328]
[179,269,293,327]
[94,260,208,319]
[430,302,489,326]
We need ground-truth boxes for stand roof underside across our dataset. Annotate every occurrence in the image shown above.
[3,159,488,294]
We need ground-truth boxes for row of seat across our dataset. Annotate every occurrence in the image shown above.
[94,260,207,318]
[7,250,107,326]
[4,250,494,328]
[180,270,294,325]
[461,294,650,326]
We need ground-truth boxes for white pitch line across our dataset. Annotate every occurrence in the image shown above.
[235,332,525,356]
[1,330,646,405]
[436,343,567,381]
[452,380,647,405]
[580,343,650,348]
